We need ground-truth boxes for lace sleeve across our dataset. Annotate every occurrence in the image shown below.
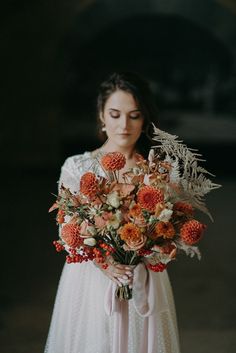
[56,156,81,239]
[57,157,79,194]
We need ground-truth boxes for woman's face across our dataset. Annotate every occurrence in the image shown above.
[100,90,144,150]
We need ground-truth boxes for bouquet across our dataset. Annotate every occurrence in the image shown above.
[49,126,221,300]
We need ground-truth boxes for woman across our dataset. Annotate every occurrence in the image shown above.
[45,72,181,353]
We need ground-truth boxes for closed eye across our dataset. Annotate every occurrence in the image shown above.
[110,113,120,118]
[130,114,140,119]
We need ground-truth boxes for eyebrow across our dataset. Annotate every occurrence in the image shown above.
[108,108,141,112]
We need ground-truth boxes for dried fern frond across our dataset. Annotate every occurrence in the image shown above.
[176,240,202,260]
[152,124,221,221]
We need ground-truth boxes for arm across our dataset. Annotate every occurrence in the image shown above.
[58,157,79,195]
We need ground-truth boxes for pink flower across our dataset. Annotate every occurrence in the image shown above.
[94,212,113,229]
[80,220,96,238]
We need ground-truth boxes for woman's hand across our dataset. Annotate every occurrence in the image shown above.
[94,257,135,288]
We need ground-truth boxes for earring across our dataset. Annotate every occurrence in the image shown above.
[101,124,106,132]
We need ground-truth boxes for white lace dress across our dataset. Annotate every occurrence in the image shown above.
[44,152,181,353]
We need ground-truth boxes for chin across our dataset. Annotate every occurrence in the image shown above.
[116,140,136,149]
[116,136,139,146]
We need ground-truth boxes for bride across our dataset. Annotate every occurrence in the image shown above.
[44,71,181,353]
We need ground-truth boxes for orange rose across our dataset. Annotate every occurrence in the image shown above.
[123,232,147,251]
[119,223,147,251]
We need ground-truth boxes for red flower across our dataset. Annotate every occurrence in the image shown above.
[80,172,98,198]
[137,185,164,212]
[61,223,82,248]
[147,262,167,272]
[180,220,206,245]
[101,152,126,171]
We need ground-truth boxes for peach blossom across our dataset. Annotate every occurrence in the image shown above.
[94,212,113,229]
[80,220,96,238]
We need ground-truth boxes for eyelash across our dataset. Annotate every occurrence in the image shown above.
[130,115,140,120]
[110,114,140,119]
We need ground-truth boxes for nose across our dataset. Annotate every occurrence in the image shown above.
[119,115,129,130]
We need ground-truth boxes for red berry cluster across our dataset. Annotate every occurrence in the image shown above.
[66,247,95,264]
[56,209,65,224]
[66,254,82,263]
[93,248,104,263]
[147,262,167,272]
[53,240,64,252]
[100,242,115,257]
[83,247,95,261]
[102,264,109,270]
[137,249,153,256]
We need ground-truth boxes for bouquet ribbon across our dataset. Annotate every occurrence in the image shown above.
[104,262,169,353]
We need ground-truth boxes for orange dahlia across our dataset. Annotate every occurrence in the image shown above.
[174,201,194,215]
[119,222,146,250]
[137,185,164,212]
[61,223,82,248]
[80,172,98,198]
[180,220,206,245]
[155,221,175,239]
[101,152,126,171]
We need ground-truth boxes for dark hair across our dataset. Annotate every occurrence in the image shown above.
[96,71,159,158]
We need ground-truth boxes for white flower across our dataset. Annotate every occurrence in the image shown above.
[109,218,120,230]
[158,208,173,222]
[84,238,97,246]
[107,191,120,208]
[108,210,122,229]
[115,210,122,221]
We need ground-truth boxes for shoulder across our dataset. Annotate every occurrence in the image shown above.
[61,151,94,177]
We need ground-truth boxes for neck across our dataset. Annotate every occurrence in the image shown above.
[100,140,136,159]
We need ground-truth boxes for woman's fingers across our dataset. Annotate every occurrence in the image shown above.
[113,273,133,285]
[115,264,134,270]
[100,261,135,286]
[105,269,133,287]
[113,264,134,275]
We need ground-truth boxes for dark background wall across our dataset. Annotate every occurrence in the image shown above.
[1,1,236,352]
